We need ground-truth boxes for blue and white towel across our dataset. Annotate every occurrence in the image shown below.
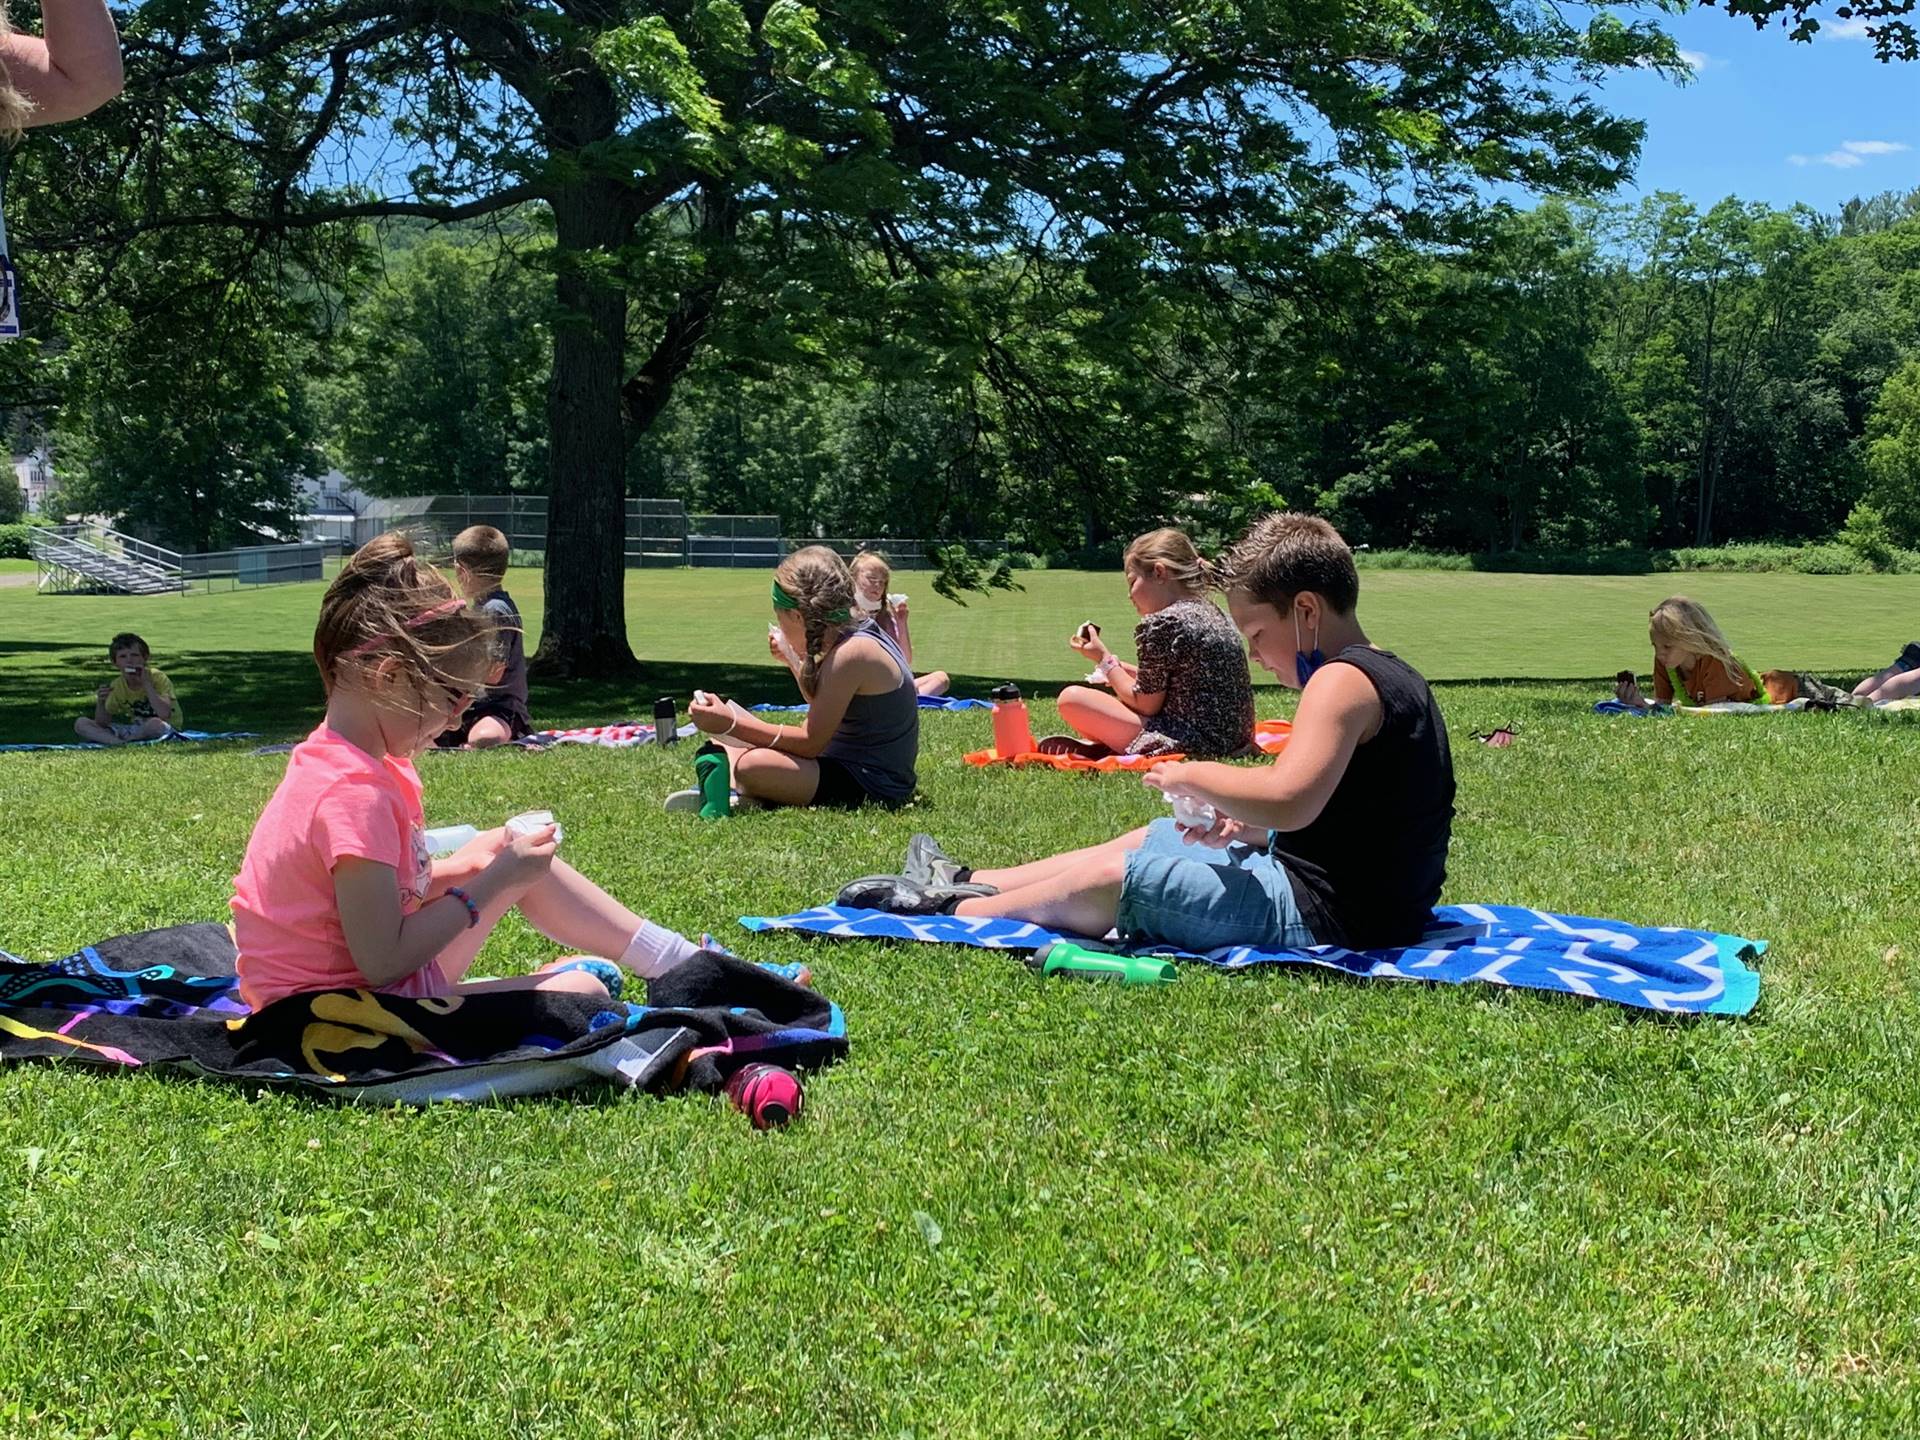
[0,729,259,754]
[750,695,992,715]
[740,903,1763,1016]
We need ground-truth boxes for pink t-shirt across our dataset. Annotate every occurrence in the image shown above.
[231,723,440,1009]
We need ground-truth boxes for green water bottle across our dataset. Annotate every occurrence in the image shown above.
[1029,940,1178,986]
[694,741,731,820]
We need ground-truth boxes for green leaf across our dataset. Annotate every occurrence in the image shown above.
[597,18,725,133]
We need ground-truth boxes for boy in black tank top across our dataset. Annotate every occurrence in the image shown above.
[838,514,1455,953]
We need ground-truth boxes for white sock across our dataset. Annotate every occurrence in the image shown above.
[620,919,699,977]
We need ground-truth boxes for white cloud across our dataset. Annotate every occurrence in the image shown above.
[1820,15,1875,40]
[1677,48,1712,70]
[1786,139,1910,168]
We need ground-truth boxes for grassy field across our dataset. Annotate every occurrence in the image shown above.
[4,568,1920,1436]
[4,564,1919,743]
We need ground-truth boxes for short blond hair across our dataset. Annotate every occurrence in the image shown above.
[451,524,510,581]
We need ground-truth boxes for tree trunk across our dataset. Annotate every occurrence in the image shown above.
[532,177,637,679]
[1694,284,1718,546]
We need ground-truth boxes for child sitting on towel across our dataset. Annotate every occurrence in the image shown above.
[1042,527,1256,760]
[230,532,706,1011]
[76,632,181,745]
[837,513,1456,954]
[676,546,920,811]
[1615,597,1762,709]
[851,550,950,698]
[434,524,531,748]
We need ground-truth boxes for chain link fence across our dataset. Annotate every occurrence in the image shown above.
[300,496,1002,571]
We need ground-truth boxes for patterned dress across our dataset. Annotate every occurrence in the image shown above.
[1126,599,1257,758]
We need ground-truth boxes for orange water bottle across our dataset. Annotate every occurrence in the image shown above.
[990,682,1036,758]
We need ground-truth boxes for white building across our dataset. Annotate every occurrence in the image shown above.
[12,448,53,515]
[297,469,374,517]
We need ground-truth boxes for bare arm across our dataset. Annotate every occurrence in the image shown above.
[892,608,914,669]
[1107,657,1167,717]
[1143,663,1382,833]
[142,674,172,721]
[692,636,887,759]
[0,0,123,127]
[332,835,548,988]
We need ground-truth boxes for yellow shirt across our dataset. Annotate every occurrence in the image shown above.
[106,667,182,727]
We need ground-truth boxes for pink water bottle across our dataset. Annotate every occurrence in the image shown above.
[990,683,1036,758]
[725,1063,803,1129]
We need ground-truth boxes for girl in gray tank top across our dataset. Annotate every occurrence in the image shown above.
[683,547,921,810]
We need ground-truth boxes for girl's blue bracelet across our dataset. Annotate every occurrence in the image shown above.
[445,886,480,929]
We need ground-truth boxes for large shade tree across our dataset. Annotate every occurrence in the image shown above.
[54,0,1683,673]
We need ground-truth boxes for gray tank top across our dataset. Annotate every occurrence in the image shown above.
[819,620,920,803]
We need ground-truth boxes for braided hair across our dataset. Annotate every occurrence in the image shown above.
[774,546,858,695]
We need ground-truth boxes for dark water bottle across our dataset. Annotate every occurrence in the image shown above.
[654,696,678,745]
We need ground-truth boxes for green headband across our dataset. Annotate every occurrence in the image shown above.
[772,578,851,624]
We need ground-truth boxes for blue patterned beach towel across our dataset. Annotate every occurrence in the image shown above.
[740,903,1762,1016]
[750,695,992,714]
[0,729,259,753]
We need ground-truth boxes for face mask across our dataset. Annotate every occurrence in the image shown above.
[854,591,882,614]
[1293,609,1326,688]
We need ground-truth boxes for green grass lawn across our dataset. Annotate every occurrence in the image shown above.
[3,569,1920,1436]
[4,564,1918,744]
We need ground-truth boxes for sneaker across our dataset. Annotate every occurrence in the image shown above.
[835,874,996,915]
[903,832,971,888]
[1035,735,1113,760]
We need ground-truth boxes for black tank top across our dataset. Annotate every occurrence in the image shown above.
[1270,646,1455,947]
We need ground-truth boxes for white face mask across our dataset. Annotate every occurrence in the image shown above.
[854,591,882,614]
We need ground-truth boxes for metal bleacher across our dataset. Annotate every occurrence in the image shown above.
[28,523,189,595]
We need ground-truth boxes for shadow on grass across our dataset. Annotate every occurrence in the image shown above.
[27,655,1830,749]
[0,648,328,746]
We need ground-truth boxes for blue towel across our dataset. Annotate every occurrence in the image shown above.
[739,902,1763,1016]
[0,729,259,753]
[749,695,992,715]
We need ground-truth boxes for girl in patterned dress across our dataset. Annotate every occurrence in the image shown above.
[1042,529,1256,759]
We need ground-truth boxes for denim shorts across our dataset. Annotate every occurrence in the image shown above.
[1116,818,1318,953]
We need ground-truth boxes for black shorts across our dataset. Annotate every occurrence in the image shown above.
[812,756,903,810]
[436,698,532,748]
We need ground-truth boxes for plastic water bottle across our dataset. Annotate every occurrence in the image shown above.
[694,742,731,820]
[990,682,1036,758]
[1028,940,1179,986]
[1169,793,1217,833]
[422,824,479,857]
[725,1063,804,1128]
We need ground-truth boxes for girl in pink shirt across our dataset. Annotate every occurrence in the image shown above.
[230,533,705,1010]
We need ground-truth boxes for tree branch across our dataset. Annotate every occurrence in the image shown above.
[620,185,738,443]
[121,0,434,84]
[35,185,546,252]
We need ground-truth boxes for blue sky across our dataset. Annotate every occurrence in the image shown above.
[1590,5,1919,212]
